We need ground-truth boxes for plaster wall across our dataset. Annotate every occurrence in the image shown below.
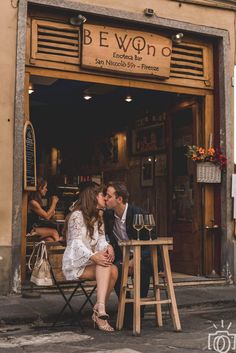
[70,0,235,37]
[0,0,18,294]
[0,1,17,248]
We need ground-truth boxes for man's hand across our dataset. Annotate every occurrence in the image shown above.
[90,251,112,267]
[106,244,115,263]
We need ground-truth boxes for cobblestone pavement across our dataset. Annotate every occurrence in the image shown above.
[1,304,236,353]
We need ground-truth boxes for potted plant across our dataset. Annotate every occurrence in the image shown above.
[186,145,227,183]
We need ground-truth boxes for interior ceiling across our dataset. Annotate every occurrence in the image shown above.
[30,77,182,112]
[29,78,191,148]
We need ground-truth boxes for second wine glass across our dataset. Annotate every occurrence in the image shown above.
[143,214,155,240]
[133,214,144,240]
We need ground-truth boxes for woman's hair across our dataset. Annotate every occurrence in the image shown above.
[64,182,104,239]
[28,177,47,205]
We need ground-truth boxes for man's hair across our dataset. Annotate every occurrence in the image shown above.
[107,181,129,204]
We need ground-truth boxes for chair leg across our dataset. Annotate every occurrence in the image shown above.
[52,283,84,331]
[78,284,97,315]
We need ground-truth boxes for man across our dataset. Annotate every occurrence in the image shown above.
[104,181,152,327]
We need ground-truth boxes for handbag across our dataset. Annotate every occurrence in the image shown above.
[28,241,53,286]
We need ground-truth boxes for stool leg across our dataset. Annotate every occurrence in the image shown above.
[151,245,163,327]
[162,245,181,331]
[116,245,130,330]
[133,245,141,336]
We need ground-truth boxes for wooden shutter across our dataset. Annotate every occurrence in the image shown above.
[31,19,80,65]
[170,42,209,81]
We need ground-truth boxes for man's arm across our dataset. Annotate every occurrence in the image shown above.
[104,209,122,263]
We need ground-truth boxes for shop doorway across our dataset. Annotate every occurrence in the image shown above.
[24,75,204,279]
[168,101,203,275]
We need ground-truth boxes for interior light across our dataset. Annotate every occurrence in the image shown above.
[84,94,92,100]
[171,32,184,44]
[125,95,132,103]
[28,83,34,94]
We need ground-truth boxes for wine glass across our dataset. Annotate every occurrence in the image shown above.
[133,214,144,240]
[143,214,155,240]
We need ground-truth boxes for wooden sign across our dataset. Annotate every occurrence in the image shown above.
[81,24,172,78]
[23,121,37,190]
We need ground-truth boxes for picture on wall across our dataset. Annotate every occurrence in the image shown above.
[141,156,154,187]
[132,123,165,155]
[100,135,118,163]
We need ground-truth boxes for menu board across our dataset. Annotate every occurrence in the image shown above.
[23,121,37,190]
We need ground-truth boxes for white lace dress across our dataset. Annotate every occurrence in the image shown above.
[62,210,109,280]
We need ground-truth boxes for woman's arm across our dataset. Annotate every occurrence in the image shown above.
[95,226,115,263]
[29,196,58,220]
[64,211,110,271]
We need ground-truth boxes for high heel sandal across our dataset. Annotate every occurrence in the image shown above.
[93,302,109,320]
[92,313,114,332]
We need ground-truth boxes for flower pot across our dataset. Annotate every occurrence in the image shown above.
[196,162,221,183]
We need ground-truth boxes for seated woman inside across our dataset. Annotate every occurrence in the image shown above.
[27,177,63,242]
[62,182,118,332]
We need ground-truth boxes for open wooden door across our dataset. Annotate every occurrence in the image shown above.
[168,100,203,275]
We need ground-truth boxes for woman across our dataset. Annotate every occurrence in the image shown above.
[27,177,62,242]
[62,183,118,332]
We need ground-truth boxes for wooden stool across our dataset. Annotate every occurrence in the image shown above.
[116,238,181,336]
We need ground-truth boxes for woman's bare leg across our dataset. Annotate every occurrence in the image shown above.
[82,264,112,306]
[79,264,96,280]
[80,264,117,303]
[105,265,118,303]
[80,264,116,330]
[95,264,112,307]
[34,227,61,241]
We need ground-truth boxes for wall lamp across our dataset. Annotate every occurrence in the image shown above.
[69,14,87,26]
[171,32,184,44]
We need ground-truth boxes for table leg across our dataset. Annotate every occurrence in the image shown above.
[133,245,141,336]
[116,245,130,330]
[151,245,163,327]
[162,245,181,331]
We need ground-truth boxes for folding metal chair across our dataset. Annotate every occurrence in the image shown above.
[46,243,97,330]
